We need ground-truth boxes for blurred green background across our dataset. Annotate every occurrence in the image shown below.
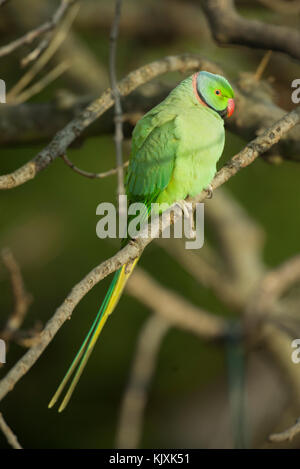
[0,0,300,449]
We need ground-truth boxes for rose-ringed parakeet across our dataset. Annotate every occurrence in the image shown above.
[49,71,235,411]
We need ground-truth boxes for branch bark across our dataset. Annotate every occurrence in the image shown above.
[116,314,170,449]
[0,0,76,60]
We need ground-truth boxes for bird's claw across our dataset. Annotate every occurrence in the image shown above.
[175,200,196,239]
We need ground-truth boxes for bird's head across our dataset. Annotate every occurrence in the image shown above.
[192,71,235,118]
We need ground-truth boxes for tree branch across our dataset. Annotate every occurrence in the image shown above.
[12,61,71,105]
[246,254,300,319]
[0,0,77,61]
[0,107,298,403]
[257,0,300,16]
[127,268,227,339]
[269,418,300,443]
[0,54,221,190]
[0,89,167,146]
[7,3,79,103]
[0,413,22,449]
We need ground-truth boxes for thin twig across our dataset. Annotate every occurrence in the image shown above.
[0,108,298,403]
[61,154,129,179]
[0,0,76,61]
[254,50,272,81]
[0,413,22,449]
[109,0,125,200]
[13,61,71,104]
[1,248,32,334]
[7,2,79,103]
[201,0,300,61]
[257,0,300,15]
[21,0,79,67]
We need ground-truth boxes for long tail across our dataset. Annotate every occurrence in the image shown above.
[48,258,139,412]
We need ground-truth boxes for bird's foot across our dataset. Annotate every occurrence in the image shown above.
[176,199,191,219]
[204,184,213,199]
[175,200,196,239]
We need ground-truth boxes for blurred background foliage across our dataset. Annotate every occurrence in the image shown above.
[0,0,300,449]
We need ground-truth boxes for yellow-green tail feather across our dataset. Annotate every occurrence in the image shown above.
[48,259,139,412]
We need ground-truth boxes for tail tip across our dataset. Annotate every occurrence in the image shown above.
[58,402,66,413]
[48,396,57,409]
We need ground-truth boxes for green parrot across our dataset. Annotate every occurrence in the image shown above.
[49,71,235,411]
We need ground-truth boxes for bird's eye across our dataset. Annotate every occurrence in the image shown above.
[215,89,221,96]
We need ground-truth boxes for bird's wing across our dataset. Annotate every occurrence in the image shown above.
[126,109,179,205]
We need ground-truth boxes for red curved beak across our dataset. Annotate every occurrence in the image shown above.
[227,98,235,118]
